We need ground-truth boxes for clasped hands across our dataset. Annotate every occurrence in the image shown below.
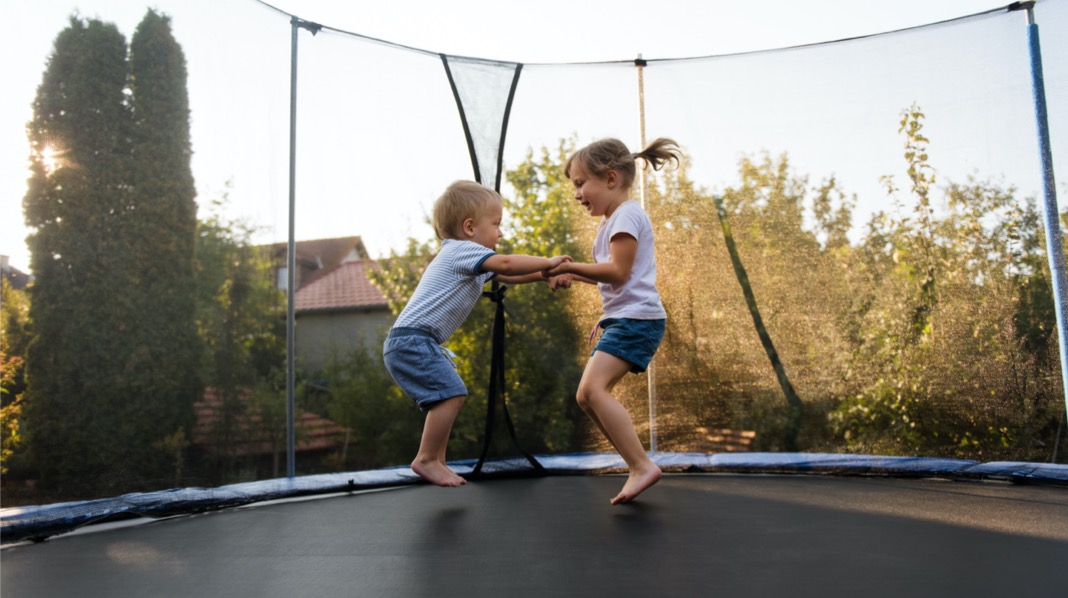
[544,255,574,291]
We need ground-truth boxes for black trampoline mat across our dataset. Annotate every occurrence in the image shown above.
[3,474,1067,597]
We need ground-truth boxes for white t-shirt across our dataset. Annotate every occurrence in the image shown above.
[392,239,497,343]
[593,200,666,321]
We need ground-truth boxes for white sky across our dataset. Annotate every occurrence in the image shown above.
[3,0,1060,273]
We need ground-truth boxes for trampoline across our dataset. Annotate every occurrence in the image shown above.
[3,456,1068,597]
[5,2,1068,597]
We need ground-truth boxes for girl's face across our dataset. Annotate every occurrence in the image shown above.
[570,163,623,218]
[467,198,504,250]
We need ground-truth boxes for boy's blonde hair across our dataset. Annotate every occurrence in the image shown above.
[432,180,501,240]
[565,137,681,190]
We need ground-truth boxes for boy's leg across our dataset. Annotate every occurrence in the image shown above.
[412,395,467,487]
[577,351,661,504]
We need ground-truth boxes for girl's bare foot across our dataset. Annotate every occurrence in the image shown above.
[411,459,466,487]
[611,463,662,505]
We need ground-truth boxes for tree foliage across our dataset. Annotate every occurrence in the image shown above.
[122,10,203,468]
[21,12,201,496]
[318,344,422,470]
[1,280,31,474]
[193,195,285,481]
[643,152,859,451]
[830,106,1062,459]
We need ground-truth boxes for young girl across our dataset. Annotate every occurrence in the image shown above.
[546,138,680,504]
[384,180,571,487]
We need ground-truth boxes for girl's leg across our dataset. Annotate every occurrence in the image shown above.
[577,351,661,504]
[412,395,467,487]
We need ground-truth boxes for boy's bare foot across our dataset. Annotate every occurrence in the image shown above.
[412,459,466,487]
[610,463,662,505]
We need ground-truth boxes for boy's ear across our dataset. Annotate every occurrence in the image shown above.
[461,217,476,238]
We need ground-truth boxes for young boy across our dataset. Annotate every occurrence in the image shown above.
[383,180,572,487]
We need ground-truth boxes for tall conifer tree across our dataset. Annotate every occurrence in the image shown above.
[123,10,201,488]
[23,18,133,494]
[22,12,200,496]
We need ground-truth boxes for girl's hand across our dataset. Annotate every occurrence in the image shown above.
[544,260,571,277]
[546,255,572,270]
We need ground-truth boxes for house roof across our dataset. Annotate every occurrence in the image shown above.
[193,387,349,457]
[294,260,388,313]
[262,236,373,290]
[266,236,369,269]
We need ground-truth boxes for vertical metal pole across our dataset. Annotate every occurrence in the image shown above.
[637,54,648,203]
[285,18,299,479]
[1023,4,1068,429]
[636,54,657,454]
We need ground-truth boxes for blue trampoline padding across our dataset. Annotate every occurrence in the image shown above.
[701,452,980,475]
[964,461,1068,482]
[3,452,1066,544]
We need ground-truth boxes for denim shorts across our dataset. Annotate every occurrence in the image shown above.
[592,317,666,373]
[382,327,467,411]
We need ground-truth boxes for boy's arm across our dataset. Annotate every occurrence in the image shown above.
[481,253,570,277]
[497,273,573,289]
[546,234,636,285]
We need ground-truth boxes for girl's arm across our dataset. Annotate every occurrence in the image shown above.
[547,233,637,285]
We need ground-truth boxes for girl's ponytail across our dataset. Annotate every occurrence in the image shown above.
[633,138,681,172]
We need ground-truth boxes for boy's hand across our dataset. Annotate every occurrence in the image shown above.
[547,274,573,291]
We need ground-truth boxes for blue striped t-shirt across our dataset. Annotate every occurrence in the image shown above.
[391,239,497,343]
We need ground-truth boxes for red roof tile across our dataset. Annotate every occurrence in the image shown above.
[294,259,390,313]
[194,387,349,457]
[294,260,388,313]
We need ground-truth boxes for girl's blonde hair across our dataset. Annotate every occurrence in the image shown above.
[564,137,681,190]
[432,180,501,240]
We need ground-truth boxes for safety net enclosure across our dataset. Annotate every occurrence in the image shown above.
[3,0,1068,553]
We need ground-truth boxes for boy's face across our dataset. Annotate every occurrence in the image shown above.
[467,198,503,250]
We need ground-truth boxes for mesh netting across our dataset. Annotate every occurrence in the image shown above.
[4,0,1068,541]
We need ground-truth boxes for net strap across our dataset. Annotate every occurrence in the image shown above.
[471,282,545,476]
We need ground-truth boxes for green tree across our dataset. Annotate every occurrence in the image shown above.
[1,279,31,474]
[22,17,139,496]
[832,104,1063,460]
[121,8,203,480]
[22,13,204,496]
[649,153,857,451]
[246,375,290,478]
[320,344,421,470]
[193,196,285,482]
